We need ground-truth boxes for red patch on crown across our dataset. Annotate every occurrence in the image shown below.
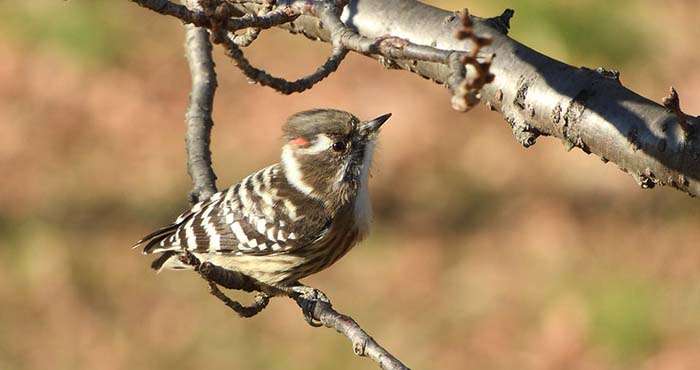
[290,137,310,146]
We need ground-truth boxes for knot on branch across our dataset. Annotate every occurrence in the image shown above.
[634,167,659,190]
[373,36,410,58]
[662,87,694,140]
[353,339,367,356]
[485,8,514,35]
[510,119,541,148]
[594,67,621,82]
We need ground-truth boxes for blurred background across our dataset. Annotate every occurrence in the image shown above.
[1,1,699,369]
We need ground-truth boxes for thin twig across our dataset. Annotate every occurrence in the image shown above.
[200,0,349,94]
[130,0,495,106]
[292,294,410,370]
[134,0,211,26]
[132,0,298,30]
[227,0,272,46]
[222,37,349,94]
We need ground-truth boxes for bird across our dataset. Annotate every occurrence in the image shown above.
[134,109,391,299]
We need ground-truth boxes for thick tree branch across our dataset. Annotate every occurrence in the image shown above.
[264,0,699,196]
[137,0,700,197]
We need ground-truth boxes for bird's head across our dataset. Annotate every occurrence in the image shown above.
[280,109,391,207]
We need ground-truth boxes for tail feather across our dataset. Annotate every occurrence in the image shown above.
[135,207,202,272]
[143,233,176,254]
[133,224,178,249]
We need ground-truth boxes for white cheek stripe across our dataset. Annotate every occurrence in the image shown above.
[281,145,317,197]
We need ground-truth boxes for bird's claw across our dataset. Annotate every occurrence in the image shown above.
[290,285,331,327]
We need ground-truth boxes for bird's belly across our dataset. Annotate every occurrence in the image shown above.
[196,196,372,287]
[199,225,363,286]
[204,253,309,286]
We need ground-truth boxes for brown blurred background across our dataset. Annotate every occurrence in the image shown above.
[1,1,700,369]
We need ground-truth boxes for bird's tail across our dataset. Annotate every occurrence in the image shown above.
[133,222,192,272]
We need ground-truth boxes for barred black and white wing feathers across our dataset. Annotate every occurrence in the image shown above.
[135,164,332,267]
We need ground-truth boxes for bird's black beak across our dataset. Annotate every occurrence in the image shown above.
[360,113,392,136]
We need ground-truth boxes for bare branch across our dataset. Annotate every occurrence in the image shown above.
[230,26,262,46]
[179,249,411,369]
[309,2,492,111]
[183,0,218,202]
[134,0,210,26]
[222,38,349,94]
[226,0,272,46]
[202,0,351,93]
[292,294,411,370]
[255,0,700,197]
[132,0,298,30]
[130,0,494,107]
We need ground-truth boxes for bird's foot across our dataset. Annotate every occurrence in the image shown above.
[207,282,271,318]
[179,251,271,317]
[179,250,201,267]
[288,284,331,327]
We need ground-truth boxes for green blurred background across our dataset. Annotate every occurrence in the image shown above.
[1,1,699,369]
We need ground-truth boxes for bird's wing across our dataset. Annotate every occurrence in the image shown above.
[135,165,331,257]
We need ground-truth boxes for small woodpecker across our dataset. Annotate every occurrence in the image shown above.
[134,109,391,296]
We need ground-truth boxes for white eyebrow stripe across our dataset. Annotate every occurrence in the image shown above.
[299,134,334,154]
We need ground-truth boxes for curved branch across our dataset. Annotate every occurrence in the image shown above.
[222,38,349,94]
[183,0,218,202]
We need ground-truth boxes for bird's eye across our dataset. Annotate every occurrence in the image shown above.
[332,141,347,152]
